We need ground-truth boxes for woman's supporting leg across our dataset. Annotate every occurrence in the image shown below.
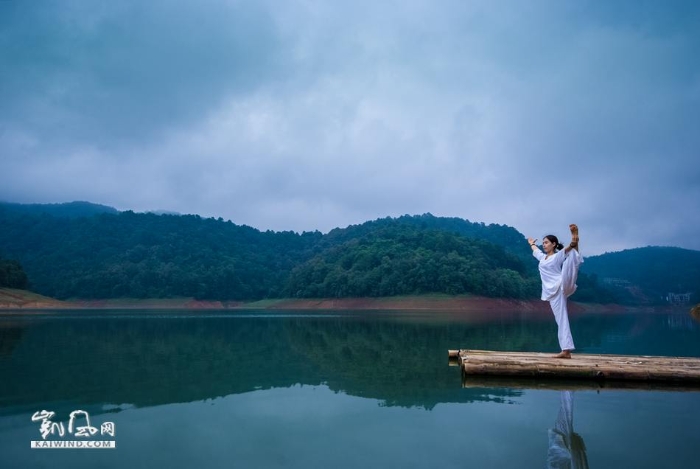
[549,289,575,352]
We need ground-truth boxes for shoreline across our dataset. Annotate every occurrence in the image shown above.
[0,288,687,314]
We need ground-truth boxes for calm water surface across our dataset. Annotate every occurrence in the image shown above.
[1,309,699,468]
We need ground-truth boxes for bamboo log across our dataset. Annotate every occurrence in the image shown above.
[449,349,700,384]
[460,375,700,392]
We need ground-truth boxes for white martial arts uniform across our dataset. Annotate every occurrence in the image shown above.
[533,248,583,351]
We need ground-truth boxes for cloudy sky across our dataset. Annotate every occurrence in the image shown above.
[1,0,699,255]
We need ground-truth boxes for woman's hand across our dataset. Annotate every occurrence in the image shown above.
[527,238,539,250]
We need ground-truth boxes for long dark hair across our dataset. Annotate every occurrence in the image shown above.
[544,235,564,251]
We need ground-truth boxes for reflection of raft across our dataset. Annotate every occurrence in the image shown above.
[448,349,700,386]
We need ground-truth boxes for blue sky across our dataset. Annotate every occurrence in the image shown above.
[1,0,699,255]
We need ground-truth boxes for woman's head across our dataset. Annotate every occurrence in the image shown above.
[543,235,564,254]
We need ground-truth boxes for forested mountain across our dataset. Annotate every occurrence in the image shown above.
[0,204,318,299]
[0,202,632,302]
[581,247,700,305]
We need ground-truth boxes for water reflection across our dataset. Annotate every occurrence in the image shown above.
[0,322,25,358]
[1,311,539,415]
[548,391,589,469]
[1,311,700,469]
[1,310,699,417]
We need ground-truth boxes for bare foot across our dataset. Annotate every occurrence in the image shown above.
[553,350,572,359]
[569,224,579,251]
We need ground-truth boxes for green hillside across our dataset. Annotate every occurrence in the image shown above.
[288,228,537,299]
[0,205,317,299]
[0,202,625,302]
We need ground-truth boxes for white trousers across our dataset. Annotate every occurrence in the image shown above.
[548,250,582,351]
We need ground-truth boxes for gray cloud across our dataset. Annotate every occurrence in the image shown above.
[0,0,284,146]
[1,0,699,254]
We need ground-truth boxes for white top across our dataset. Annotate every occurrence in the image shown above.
[533,249,567,301]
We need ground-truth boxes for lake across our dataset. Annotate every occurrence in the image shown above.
[1,309,699,468]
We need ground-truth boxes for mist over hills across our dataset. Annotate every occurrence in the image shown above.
[0,202,696,305]
[0,201,119,218]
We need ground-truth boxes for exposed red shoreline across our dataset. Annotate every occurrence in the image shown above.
[0,289,684,314]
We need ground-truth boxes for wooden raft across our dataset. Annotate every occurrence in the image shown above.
[448,349,700,384]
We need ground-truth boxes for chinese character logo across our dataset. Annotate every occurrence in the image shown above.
[31,410,115,440]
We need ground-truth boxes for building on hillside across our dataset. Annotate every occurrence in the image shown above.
[666,292,692,306]
[602,278,631,287]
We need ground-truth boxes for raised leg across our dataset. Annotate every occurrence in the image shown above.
[562,249,583,297]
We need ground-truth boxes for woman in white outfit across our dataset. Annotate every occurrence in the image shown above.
[527,224,582,359]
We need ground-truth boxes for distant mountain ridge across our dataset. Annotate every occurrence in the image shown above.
[581,246,700,305]
[0,201,119,218]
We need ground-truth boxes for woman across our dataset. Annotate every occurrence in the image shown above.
[528,224,582,359]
